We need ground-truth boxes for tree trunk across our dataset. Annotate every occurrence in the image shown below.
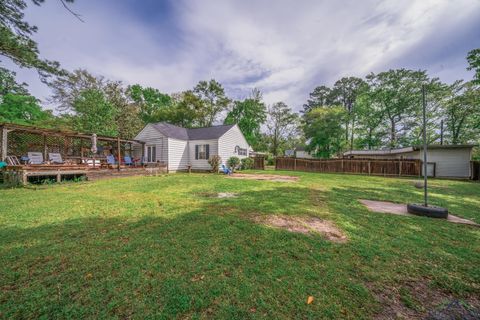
[390,119,396,148]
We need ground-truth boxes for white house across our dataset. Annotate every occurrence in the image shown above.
[343,145,475,179]
[134,122,250,172]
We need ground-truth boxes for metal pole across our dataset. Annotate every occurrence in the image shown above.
[422,85,428,207]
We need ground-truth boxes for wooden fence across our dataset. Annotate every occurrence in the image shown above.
[472,161,480,181]
[252,156,265,170]
[275,157,422,177]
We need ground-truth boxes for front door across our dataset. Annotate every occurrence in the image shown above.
[146,145,156,163]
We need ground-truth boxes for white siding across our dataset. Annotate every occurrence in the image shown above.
[420,148,471,178]
[188,139,218,170]
[133,124,168,164]
[167,138,189,171]
[218,125,250,167]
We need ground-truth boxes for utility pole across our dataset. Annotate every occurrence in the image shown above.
[422,85,428,207]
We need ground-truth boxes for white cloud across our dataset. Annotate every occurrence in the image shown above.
[6,0,480,112]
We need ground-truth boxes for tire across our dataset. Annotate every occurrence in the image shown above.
[407,203,448,219]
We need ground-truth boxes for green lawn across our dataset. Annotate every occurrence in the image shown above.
[1,171,479,319]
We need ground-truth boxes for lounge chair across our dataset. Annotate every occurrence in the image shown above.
[106,155,116,166]
[221,164,232,175]
[124,156,134,166]
[49,153,64,164]
[27,152,44,165]
[6,156,21,166]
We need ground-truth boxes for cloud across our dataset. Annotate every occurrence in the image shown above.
[5,0,480,112]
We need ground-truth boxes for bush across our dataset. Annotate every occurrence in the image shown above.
[208,155,222,173]
[240,157,254,170]
[227,156,240,172]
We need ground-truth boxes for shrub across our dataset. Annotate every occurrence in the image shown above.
[208,155,222,173]
[227,156,240,172]
[240,157,254,170]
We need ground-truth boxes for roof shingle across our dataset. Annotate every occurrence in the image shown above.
[151,122,235,140]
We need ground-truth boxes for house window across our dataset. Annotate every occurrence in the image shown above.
[195,144,209,160]
[235,145,247,156]
[146,145,156,162]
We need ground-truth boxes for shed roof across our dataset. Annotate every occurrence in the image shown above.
[150,122,236,140]
[343,144,476,156]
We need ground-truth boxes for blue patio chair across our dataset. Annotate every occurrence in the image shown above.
[124,156,134,166]
[221,164,232,175]
[106,154,116,166]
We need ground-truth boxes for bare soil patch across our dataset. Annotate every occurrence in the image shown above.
[368,279,480,319]
[197,192,238,198]
[228,173,298,182]
[359,199,479,227]
[253,215,347,243]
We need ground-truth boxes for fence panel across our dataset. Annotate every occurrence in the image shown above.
[275,157,421,177]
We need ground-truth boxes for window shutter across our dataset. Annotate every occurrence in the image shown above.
[195,145,199,160]
[206,144,210,159]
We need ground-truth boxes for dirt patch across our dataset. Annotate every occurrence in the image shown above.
[253,215,347,243]
[368,280,480,319]
[197,192,238,198]
[359,199,479,227]
[228,173,298,182]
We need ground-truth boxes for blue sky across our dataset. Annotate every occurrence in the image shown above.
[8,0,480,111]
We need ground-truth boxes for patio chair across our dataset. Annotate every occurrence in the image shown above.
[27,152,44,165]
[6,156,21,166]
[48,153,64,164]
[221,164,232,175]
[106,154,116,166]
[124,156,134,166]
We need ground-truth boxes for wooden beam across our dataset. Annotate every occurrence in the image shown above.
[117,137,121,171]
[1,126,8,161]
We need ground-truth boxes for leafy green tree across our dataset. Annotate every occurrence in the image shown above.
[265,102,299,156]
[0,67,28,95]
[330,77,367,149]
[193,79,230,127]
[364,69,429,148]
[71,88,118,136]
[443,81,480,144]
[354,92,386,150]
[467,48,480,84]
[0,0,71,81]
[127,84,172,123]
[303,106,347,158]
[302,85,334,113]
[166,91,205,128]
[0,93,50,124]
[224,88,266,147]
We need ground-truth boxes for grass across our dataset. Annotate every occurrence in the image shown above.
[0,170,479,319]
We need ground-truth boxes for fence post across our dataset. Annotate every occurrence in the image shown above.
[294,157,297,171]
[368,161,371,175]
[399,160,402,176]
[341,159,344,173]
[1,126,8,161]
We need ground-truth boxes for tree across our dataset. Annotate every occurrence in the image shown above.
[330,77,367,149]
[354,92,386,150]
[71,88,118,136]
[443,81,480,144]
[193,79,230,127]
[127,84,172,123]
[467,48,480,84]
[265,102,299,156]
[224,88,266,147]
[166,91,206,128]
[0,93,51,124]
[302,85,334,113]
[0,67,28,96]
[0,0,72,81]
[365,69,428,148]
[303,106,347,158]
[106,82,143,139]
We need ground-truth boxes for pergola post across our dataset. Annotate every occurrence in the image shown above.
[1,126,8,161]
[117,137,121,171]
[43,134,48,162]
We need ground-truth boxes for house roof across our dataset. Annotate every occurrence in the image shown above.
[343,144,476,156]
[151,122,236,140]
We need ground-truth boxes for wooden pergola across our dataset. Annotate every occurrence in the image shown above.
[0,122,145,170]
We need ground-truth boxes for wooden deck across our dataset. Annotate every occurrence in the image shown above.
[2,164,167,186]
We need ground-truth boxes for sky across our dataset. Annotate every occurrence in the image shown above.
[7,0,480,112]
